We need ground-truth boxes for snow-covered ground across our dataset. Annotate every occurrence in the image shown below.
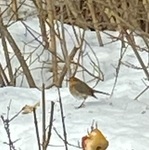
[0,9,149,150]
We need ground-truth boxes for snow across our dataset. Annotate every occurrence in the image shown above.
[0,11,149,150]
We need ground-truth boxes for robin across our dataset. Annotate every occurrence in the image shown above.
[69,76,110,108]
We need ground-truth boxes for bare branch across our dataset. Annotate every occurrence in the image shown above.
[57,87,68,150]
[33,108,41,150]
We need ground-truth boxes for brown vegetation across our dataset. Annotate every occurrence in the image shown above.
[0,0,149,93]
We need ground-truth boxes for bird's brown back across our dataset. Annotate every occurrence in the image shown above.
[69,77,96,98]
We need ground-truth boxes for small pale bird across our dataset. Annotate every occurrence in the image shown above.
[69,76,110,108]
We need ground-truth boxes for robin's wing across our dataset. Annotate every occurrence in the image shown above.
[74,82,92,95]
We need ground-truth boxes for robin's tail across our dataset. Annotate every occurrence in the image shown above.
[93,90,110,96]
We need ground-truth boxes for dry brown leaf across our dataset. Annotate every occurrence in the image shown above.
[22,101,40,114]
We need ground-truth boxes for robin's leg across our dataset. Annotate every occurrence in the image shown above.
[75,99,86,109]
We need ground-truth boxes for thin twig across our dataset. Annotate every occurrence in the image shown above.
[134,86,149,100]
[45,101,55,148]
[124,30,149,80]
[42,84,46,150]
[110,44,128,98]
[9,109,22,122]
[57,88,68,150]
[1,100,19,150]
[33,108,41,150]
[53,127,81,149]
